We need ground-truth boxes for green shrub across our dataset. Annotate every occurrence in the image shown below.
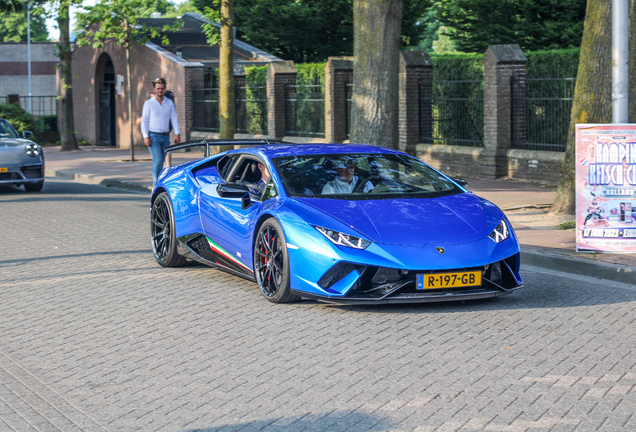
[0,103,39,138]
[430,52,484,80]
[525,48,579,78]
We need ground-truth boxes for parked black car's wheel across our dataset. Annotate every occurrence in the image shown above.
[254,219,299,303]
[24,181,44,192]
[151,192,188,267]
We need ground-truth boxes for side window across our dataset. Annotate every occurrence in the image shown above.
[217,155,238,180]
[261,181,278,201]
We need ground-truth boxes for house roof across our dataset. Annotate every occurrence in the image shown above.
[139,13,281,67]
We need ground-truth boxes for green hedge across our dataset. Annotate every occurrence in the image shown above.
[430,53,484,80]
[525,48,579,78]
[0,103,39,139]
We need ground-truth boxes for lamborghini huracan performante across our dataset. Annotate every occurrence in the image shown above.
[150,140,522,304]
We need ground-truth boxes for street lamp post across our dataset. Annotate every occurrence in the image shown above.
[27,1,32,114]
[612,0,628,123]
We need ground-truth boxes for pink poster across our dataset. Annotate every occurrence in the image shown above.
[576,124,636,252]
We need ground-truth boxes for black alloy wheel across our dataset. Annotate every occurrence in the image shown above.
[254,219,299,303]
[151,192,187,267]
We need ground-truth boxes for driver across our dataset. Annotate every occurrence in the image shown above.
[247,162,270,199]
[322,159,374,194]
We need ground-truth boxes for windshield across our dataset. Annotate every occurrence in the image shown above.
[272,153,462,200]
[0,120,19,139]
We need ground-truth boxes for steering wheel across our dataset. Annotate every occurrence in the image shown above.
[352,175,381,193]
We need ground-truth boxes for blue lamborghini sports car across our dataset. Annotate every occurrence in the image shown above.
[150,140,522,304]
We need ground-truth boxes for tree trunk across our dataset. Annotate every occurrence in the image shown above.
[126,44,134,161]
[58,5,78,151]
[551,0,611,214]
[219,0,235,144]
[350,0,403,149]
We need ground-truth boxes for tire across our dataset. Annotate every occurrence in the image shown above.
[151,192,188,267]
[24,181,44,192]
[254,219,299,303]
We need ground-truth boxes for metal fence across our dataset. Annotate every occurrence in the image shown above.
[192,88,220,132]
[236,85,267,135]
[285,84,325,138]
[419,79,484,147]
[193,86,269,134]
[511,74,575,152]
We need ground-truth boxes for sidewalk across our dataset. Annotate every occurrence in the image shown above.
[43,146,636,285]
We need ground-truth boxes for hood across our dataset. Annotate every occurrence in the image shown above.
[0,137,31,148]
[298,193,488,246]
[0,138,38,164]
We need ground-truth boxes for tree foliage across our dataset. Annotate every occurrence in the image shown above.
[0,0,22,12]
[74,0,180,32]
[0,6,49,42]
[194,0,430,64]
[437,0,586,53]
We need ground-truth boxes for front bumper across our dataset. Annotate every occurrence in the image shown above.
[292,254,522,304]
[0,163,45,185]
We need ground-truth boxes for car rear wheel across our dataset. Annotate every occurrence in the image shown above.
[24,181,44,192]
[151,192,188,267]
[254,219,299,303]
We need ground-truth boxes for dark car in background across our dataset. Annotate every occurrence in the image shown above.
[0,118,44,192]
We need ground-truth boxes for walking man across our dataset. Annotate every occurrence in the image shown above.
[141,78,181,185]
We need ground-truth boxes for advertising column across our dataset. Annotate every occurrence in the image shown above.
[576,124,636,252]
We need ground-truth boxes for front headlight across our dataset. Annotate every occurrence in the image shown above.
[25,143,41,157]
[314,225,371,250]
[488,219,510,243]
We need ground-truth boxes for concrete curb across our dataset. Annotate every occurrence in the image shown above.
[46,169,152,194]
[521,248,635,285]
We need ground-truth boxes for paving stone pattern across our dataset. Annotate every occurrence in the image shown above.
[1,180,636,432]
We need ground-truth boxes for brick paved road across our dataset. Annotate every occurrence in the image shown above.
[1,179,636,432]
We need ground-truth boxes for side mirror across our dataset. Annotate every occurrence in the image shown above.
[217,183,253,209]
[22,131,33,139]
[217,182,250,198]
[453,177,468,187]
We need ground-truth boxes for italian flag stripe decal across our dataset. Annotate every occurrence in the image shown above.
[206,236,253,272]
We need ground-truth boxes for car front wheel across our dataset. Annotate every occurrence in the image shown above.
[254,219,299,303]
[151,192,188,267]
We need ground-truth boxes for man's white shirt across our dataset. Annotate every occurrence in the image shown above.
[141,96,180,138]
[322,176,373,194]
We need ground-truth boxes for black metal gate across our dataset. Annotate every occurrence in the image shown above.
[99,84,116,146]
[511,72,575,152]
[418,78,484,147]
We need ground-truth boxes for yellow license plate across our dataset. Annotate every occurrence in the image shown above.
[0,168,7,172]
[417,271,482,289]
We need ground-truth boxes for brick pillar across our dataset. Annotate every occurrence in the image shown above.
[267,61,296,140]
[481,45,527,178]
[399,51,432,153]
[183,64,204,141]
[325,57,353,143]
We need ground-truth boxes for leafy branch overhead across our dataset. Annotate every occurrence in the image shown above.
[75,0,182,49]
[201,0,221,46]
